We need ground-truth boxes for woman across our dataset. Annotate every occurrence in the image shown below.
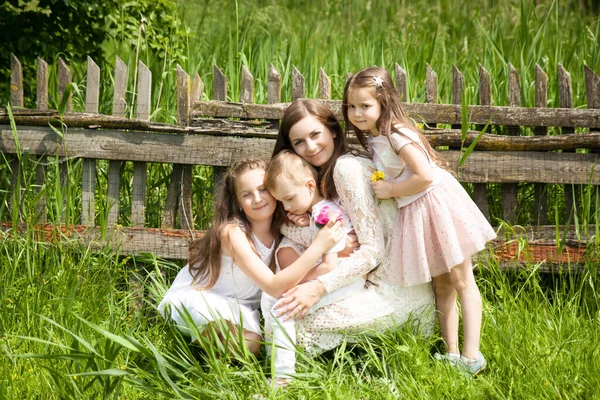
[262,99,436,356]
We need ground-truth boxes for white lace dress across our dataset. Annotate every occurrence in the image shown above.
[158,234,274,341]
[264,154,436,356]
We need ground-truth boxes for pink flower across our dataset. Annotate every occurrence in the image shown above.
[314,205,342,228]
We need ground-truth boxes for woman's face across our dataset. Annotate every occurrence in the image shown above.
[235,168,277,223]
[288,115,336,168]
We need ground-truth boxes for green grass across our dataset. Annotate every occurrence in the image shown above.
[1,235,599,398]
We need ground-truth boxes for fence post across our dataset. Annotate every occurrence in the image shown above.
[57,57,72,223]
[425,64,438,105]
[534,64,548,225]
[9,54,24,222]
[502,64,521,224]
[107,56,127,226]
[10,53,24,108]
[212,64,228,195]
[268,63,281,134]
[395,63,407,102]
[241,65,254,104]
[451,65,464,134]
[82,56,100,226]
[318,68,331,100]
[130,60,151,227]
[474,64,492,221]
[292,66,305,101]
[558,64,574,219]
[162,65,193,230]
[585,64,600,225]
[33,57,49,223]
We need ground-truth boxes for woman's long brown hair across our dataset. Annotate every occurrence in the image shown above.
[188,159,285,289]
[343,66,446,169]
[272,99,367,200]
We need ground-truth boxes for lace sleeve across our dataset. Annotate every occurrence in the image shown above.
[280,222,316,248]
[317,155,385,293]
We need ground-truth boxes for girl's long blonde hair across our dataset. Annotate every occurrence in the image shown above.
[188,159,284,289]
[343,66,446,169]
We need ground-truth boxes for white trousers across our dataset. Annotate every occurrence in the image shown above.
[261,278,365,378]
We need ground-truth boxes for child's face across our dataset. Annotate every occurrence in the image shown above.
[269,176,314,215]
[235,168,277,223]
[346,87,381,135]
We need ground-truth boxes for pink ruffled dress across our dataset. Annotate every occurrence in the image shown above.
[368,127,496,287]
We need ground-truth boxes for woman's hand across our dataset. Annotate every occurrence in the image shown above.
[338,230,360,258]
[287,211,310,227]
[274,279,327,320]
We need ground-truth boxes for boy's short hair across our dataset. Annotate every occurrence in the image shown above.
[265,150,318,191]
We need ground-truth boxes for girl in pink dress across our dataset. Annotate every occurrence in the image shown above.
[343,66,496,375]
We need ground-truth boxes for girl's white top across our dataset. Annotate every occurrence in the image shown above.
[368,127,442,208]
[161,232,273,309]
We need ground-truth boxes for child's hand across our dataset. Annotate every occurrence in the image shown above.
[371,180,394,199]
[314,217,344,253]
[338,231,360,258]
[287,212,310,226]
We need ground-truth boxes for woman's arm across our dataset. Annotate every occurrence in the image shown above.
[222,220,342,298]
[316,156,385,293]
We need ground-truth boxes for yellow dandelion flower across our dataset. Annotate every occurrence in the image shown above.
[370,171,385,182]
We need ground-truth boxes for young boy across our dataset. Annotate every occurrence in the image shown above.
[261,150,363,385]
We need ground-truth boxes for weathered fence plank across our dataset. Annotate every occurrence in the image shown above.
[162,65,190,229]
[178,67,194,231]
[57,57,72,112]
[131,61,150,227]
[108,57,128,226]
[502,64,520,224]
[212,64,228,195]
[9,54,24,222]
[35,57,49,222]
[395,64,407,102]
[534,64,549,225]
[475,65,492,220]
[82,56,100,226]
[1,222,595,271]
[450,65,464,136]
[585,64,600,223]
[558,64,575,218]
[10,53,24,108]
[241,65,254,104]
[268,63,282,105]
[191,72,204,104]
[36,57,49,111]
[213,64,227,101]
[318,68,331,100]
[4,126,600,184]
[292,66,305,101]
[193,101,600,128]
[426,64,438,104]
[57,57,72,222]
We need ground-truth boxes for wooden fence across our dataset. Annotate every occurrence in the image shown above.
[2,53,600,270]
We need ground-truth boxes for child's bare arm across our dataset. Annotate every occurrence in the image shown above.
[278,247,336,284]
[299,261,335,283]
